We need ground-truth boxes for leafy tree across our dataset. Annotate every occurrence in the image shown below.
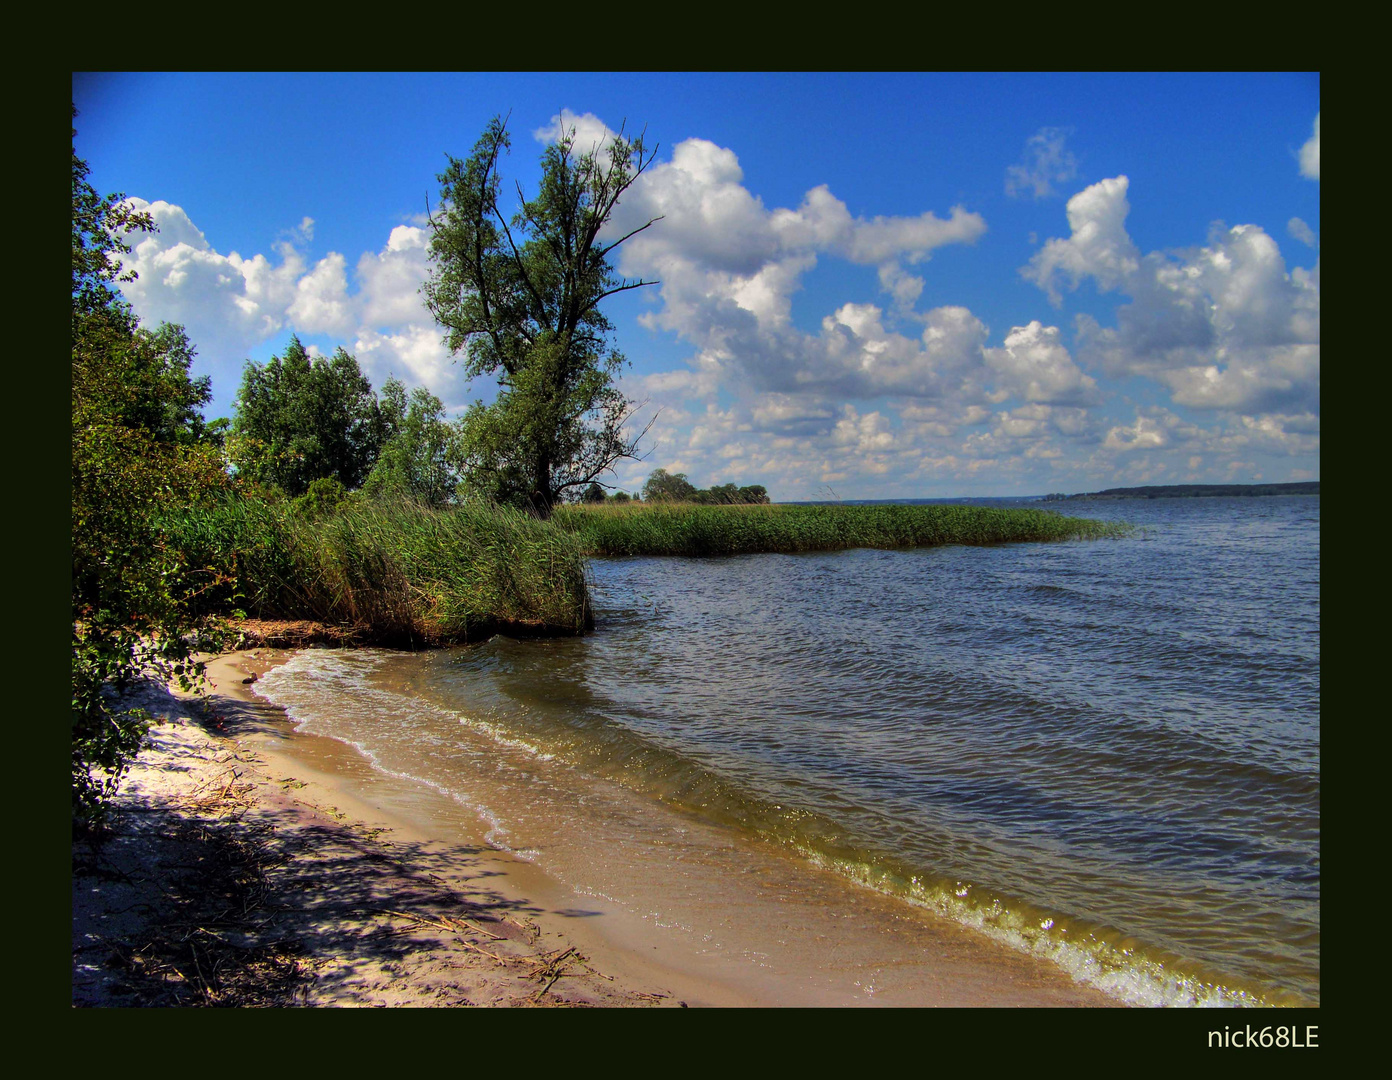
[72,108,233,824]
[292,476,349,519]
[641,468,698,502]
[361,379,461,506]
[581,481,606,503]
[641,468,770,504]
[72,105,151,320]
[229,336,384,496]
[423,115,661,518]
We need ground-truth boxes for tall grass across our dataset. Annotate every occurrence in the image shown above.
[553,501,1130,557]
[161,496,591,645]
[159,497,1127,646]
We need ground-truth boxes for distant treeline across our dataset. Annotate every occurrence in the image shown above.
[635,468,770,505]
[1054,481,1320,500]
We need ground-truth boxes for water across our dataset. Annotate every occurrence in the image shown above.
[254,495,1319,1006]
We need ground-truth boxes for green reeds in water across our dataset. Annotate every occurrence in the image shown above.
[160,497,591,644]
[553,501,1131,557]
[159,497,1127,645]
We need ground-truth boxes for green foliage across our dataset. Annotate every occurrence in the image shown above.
[159,497,592,642]
[361,380,461,507]
[641,467,697,503]
[641,469,770,505]
[553,502,1132,557]
[72,104,152,319]
[229,336,384,496]
[424,115,660,517]
[71,109,234,825]
[581,481,607,504]
[293,476,349,520]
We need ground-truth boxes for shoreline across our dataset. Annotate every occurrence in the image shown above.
[74,647,1119,1007]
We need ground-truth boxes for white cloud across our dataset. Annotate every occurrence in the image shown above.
[1103,413,1168,451]
[878,262,925,309]
[113,115,1318,497]
[1023,176,1140,304]
[1299,113,1320,181]
[287,252,353,336]
[114,198,460,415]
[608,136,993,406]
[118,198,305,350]
[352,324,459,394]
[1287,217,1318,249]
[1005,127,1079,199]
[533,109,627,162]
[357,225,432,328]
[983,321,1099,405]
[1027,177,1319,415]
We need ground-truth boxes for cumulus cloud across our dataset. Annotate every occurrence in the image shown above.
[357,225,433,328]
[1102,412,1169,451]
[1023,176,1140,303]
[1026,176,1319,415]
[983,321,1099,405]
[1005,127,1079,199]
[119,198,305,349]
[1299,113,1320,181]
[352,324,458,394]
[606,135,995,406]
[533,109,625,161]
[114,198,459,412]
[287,252,353,336]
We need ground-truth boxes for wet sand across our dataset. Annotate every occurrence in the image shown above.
[75,648,1119,1007]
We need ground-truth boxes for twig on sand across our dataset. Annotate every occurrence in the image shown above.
[375,908,508,942]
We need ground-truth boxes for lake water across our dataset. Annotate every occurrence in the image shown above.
[254,496,1319,1006]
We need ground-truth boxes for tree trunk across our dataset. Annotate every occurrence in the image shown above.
[530,456,553,520]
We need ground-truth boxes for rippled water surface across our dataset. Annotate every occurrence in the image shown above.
[258,496,1319,1005]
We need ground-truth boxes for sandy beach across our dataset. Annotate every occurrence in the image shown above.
[73,647,1118,1007]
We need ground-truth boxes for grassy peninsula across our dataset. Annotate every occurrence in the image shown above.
[553,501,1128,557]
[162,497,592,646]
[155,498,1130,649]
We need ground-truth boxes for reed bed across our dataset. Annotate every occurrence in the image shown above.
[160,497,1126,645]
[160,497,591,645]
[553,501,1130,557]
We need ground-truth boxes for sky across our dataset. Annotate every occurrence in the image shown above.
[72,72,1320,499]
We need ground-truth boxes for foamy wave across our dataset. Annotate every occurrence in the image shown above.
[798,848,1268,1008]
[448,712,554,761]
[251,649,524,853]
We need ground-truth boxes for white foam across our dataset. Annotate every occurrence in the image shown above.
[800,847,1268,1008]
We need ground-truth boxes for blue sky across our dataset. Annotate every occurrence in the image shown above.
[72,72,1320,498]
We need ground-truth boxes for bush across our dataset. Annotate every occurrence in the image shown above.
[159,496,593,644]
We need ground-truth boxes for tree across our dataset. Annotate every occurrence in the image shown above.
[72,107,233,824]
[72,105,151,321]
[581,481,606,504]
[229,336,385,496]
[361,379,462,506]
[642,468,697,502]
[423,115,661,518]
[640,468,770,504]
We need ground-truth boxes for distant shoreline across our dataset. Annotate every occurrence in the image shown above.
[1045,481,1320,501]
